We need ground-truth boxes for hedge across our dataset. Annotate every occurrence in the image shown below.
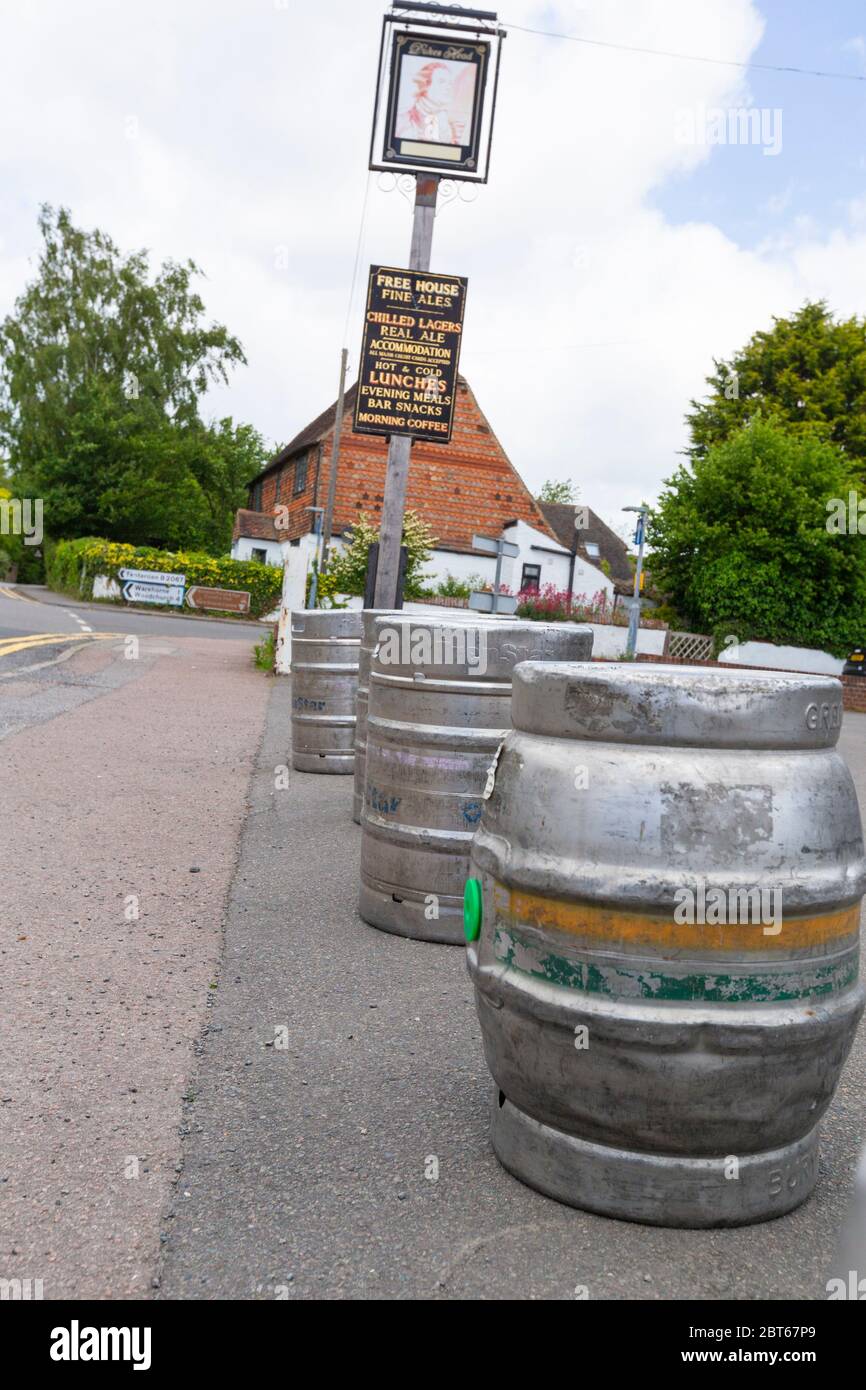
[47,538,282,619]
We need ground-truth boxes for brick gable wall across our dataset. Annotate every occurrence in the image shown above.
[247,379,553,552]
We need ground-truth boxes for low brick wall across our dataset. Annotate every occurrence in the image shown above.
[590,652,866,714]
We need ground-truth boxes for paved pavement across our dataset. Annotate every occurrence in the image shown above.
[0,623,269,1298]
[157,682,866,1301]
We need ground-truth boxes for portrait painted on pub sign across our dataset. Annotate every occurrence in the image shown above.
[383,34,489,174]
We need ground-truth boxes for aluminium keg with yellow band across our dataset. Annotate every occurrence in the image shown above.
[465,661,866,1227]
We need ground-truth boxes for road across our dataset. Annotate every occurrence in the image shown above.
[2,581,865,1300]
[4,583,266,643]
[0,584,269,1298]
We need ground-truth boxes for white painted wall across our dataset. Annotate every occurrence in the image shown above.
[274,535,319,672]
[231,536,283,565]
[418,548,493,590]
[92,575,121,600]
[417,519,614,601]
[504,519,615,601]
[719,640,844,676]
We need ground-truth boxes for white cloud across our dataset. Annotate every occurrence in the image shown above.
[1,0,865,531]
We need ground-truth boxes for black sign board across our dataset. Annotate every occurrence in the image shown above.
[353,264,468,444]
[382,33,490,176]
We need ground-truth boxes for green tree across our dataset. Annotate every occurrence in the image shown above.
[97,417,268,553]
[649,417,866,655]
[0,205,262,551]
[537,478,580,504]
[0,485,24,578]
[687,301,866,468]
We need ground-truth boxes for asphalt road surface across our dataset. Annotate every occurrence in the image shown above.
[3,586,865,1301]
[5,584,266,643]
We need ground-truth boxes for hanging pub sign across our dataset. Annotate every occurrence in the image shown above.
[369,6,505,184]
[384,33,490,173]
[353,263,468,444]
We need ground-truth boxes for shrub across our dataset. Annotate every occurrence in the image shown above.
[253,630,276,672]
[434,572,481,599]
[322,510,436,599]
[47,537,282,618]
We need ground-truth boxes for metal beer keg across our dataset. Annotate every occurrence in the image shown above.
[353,607,480,823]
[353,610,401,823]
[290,609,362,774]
[360,617,593,943]
[466,661,866,1226]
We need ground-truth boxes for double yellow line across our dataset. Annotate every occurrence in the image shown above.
[0,584,40,604]
[0,632,121,659]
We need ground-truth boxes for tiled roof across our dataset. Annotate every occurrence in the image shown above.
[232,509,282,543]
[249,383,362,484]
[539,503,634,588]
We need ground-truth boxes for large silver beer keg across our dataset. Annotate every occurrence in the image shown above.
[360,618,593,943]
[290,608,362,774]
[353,607,480,823]
[353,610,399,824]
[466,661,866,1226]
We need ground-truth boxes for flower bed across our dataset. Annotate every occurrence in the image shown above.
[515,585,666,628]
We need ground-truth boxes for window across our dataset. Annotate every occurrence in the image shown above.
[585,541,600,558]
[250,481,263,511]
[521,563,541,592]
[293,452,308,495]
[252,547,267,564]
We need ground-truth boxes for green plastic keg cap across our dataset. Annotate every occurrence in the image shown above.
[463,878,482,943]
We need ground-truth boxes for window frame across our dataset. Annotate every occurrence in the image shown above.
[521,563,541,593]
[293,452,308,496]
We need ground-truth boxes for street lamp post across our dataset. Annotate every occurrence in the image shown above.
[623,504,649,659]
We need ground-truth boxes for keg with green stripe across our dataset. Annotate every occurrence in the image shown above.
[466,662,866,1227]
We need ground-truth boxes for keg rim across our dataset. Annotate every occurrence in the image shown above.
[510,660,845,749]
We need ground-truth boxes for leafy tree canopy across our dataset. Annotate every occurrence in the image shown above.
[0,205,266,553]
[687,301,866,468]
[648,417,866,656]
[536,478,580,504]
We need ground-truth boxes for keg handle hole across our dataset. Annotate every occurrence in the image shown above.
[392,894,404,903]
[498,1090,506,1109]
